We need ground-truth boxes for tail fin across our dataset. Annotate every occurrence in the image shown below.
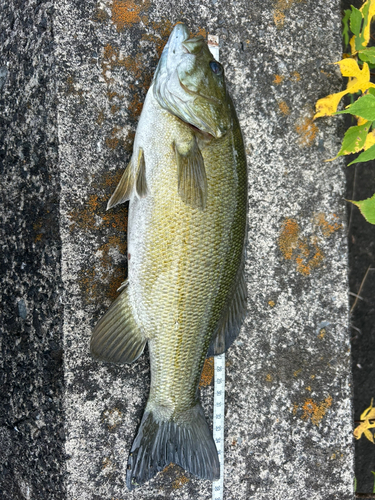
[126,403,219,490]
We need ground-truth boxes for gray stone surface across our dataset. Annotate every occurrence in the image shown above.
[0,1,65,498]
[1,0,354,498]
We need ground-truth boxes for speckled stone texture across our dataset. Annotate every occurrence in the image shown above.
[1,0,354,499]
[0,0,65,498]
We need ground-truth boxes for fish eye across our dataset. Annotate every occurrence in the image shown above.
[209,61,223,76]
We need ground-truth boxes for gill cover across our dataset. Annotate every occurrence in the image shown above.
[153,23,232,138]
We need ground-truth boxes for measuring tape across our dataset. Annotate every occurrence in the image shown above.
[207,34,225,500]
[212,352,225,500]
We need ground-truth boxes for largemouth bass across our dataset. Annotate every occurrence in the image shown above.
[91,23,248,490]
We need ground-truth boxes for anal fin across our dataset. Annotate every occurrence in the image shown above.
[175,136,207,210]
[91,285,145,364]
[207,252,247,357]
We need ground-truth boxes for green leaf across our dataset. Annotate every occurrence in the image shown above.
[372,471,375,494]
[369,88,375,97]
[336,94,375,121]
[337,121,370,157]
[358,47,375,63]
[342,9,351,46]
[350,6,363,37]
[349,193,375,224]
[348,142,375,165]
[356,0,370,50]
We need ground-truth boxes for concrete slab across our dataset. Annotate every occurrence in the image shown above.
[1,0,354,498]
[1,1,65,498]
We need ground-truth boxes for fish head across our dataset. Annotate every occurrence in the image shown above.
[153,23,232,138]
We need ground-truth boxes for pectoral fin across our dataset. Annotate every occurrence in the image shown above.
[207,252,247,356]
[91,285,146,364]
[107,149,148,210]
[175,136,207,210]
[135,148,148,198]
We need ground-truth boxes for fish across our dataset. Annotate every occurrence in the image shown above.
[90,23,248,490]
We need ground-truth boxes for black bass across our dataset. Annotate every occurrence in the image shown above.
[91,23,248,490]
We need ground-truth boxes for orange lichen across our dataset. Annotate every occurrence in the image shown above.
[111,104,120,115]
[102,44,146,85]
[295,114,318,147]
[172,476,189,489]
[273,0,304,27]
[107,90,124,101]
[278,100,290,115]
[111,0,149,31]
[97,110,105,126]
[105,127,130,151]
[279,212,341,274]
[279,218,299,260]
[105,136,120,150]
[268,300,276,307]
[318,328,326,339]
[301,396,332,426]
[290,71,301,82]
[199,357,214,387]
[70,170,128,303]
[78,268,99,302]
[274,10,286,27]
[102,457,113,469]
[314,213,342,238]
[162,464,174,473]
[195,27,207,38]
[66,75,84,102]
[279,218,324,275]
[295,240,324,276]
[265,373,273,382]
[68,195,98,231]
[273,74,285,85]
[102,209,127,232]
